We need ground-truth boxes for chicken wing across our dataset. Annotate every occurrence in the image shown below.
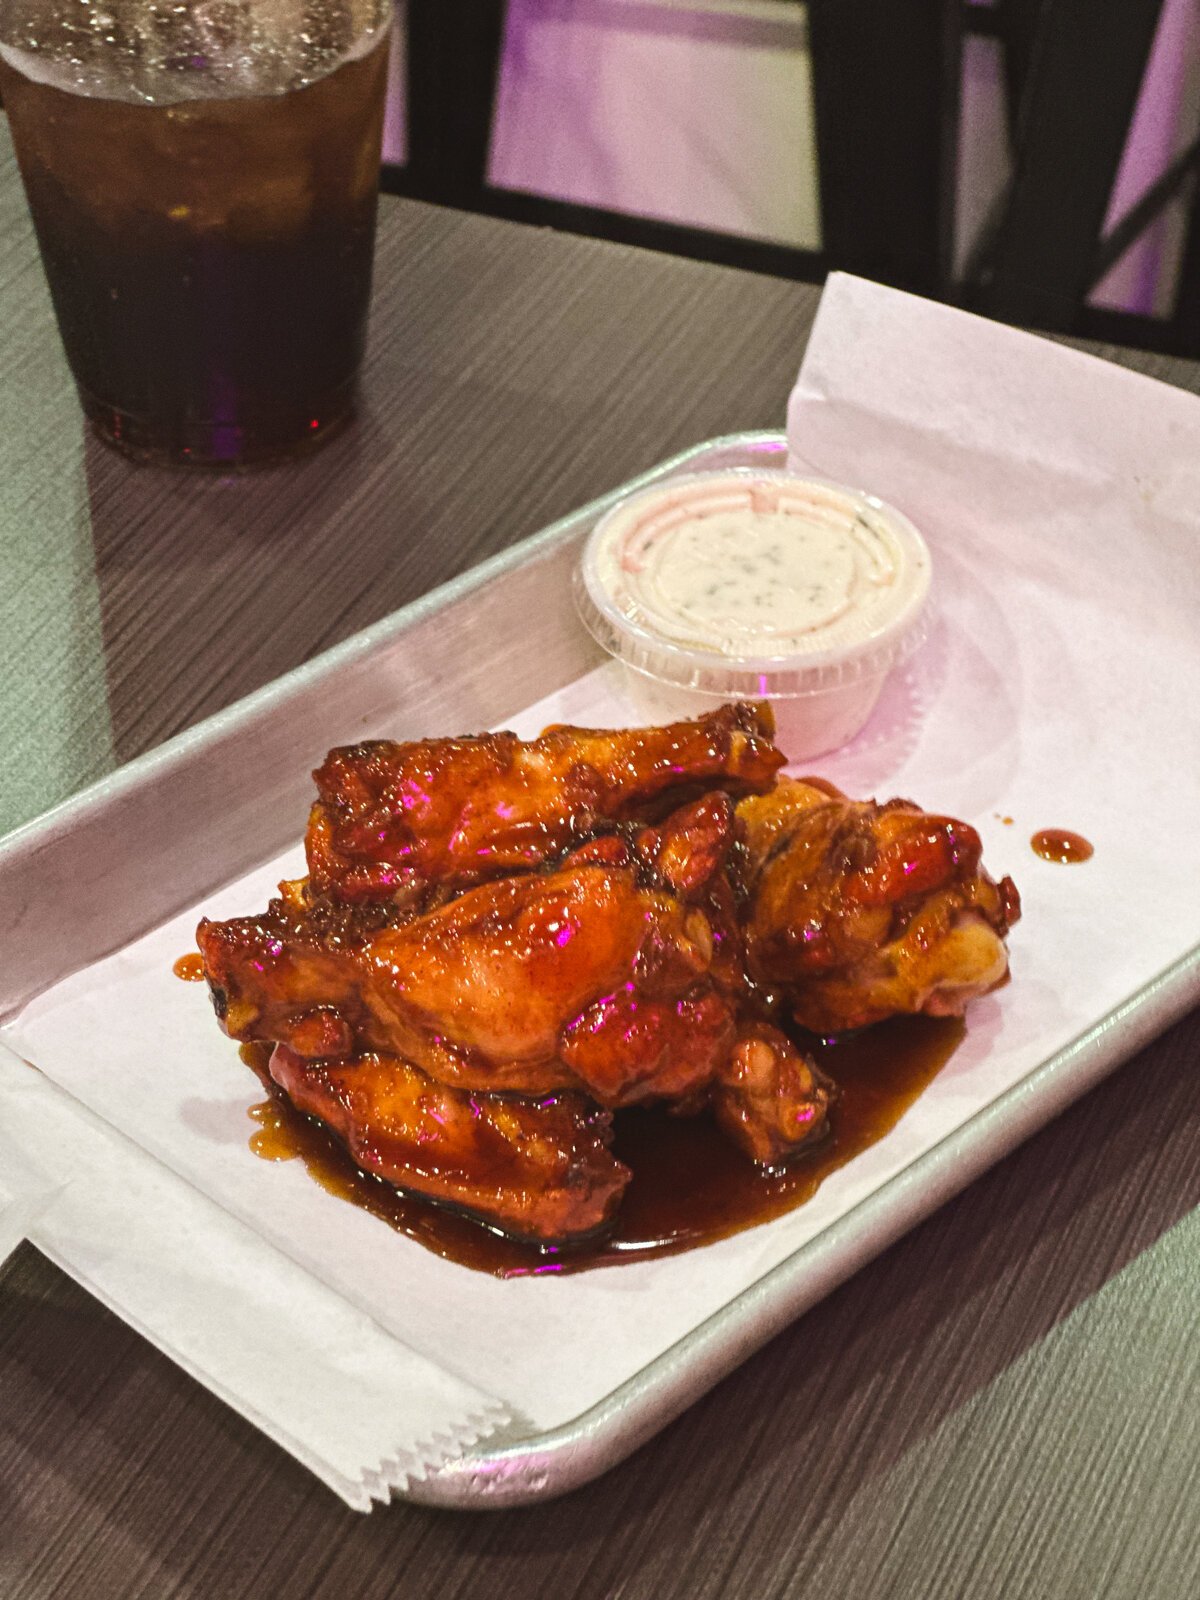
[198,833,734,1106]
[269,1044,629,1241]
[198,708,1018,1250]
[713,1022,836,1166]
[737,778,1020,1034]
[305,702,783,903]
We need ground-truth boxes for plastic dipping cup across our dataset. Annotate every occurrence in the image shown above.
[574,470,932,760]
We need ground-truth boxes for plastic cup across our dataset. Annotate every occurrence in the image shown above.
[0,1,391,466]
[574,469,932,759]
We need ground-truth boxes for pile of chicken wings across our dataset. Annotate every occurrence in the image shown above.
[197,704,1019,1244]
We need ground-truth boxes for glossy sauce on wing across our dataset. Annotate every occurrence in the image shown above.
[173,952,206,981]
[1030,828,1093,863]
[241,1014,963,1279]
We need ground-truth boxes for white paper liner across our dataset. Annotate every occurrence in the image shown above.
[0,1114,66,1266]
[0,1044,510,1510]
[3,274,1199,1496]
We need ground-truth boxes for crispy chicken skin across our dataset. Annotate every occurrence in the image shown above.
[305,701,784,904]
[269,1045,629,1241]
[198,709,1019,1246]
[737,778,1021,1035]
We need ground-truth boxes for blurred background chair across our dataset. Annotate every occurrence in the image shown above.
[385,0,1200,355]
[401,0,508,213]
[963,0,1198,346]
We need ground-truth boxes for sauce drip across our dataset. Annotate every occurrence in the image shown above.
[240,1014,963,1279]
[173,951,206,981]
[1030,828,1093,864]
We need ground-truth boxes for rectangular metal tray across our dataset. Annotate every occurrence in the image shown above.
[2,431,1197,1508]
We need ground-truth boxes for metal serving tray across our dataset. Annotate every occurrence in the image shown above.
[2,432,1198,1509]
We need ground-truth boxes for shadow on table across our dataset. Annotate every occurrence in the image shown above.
[76,400,448,770]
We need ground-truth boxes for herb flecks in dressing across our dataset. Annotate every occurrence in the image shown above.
[598,479,919,660]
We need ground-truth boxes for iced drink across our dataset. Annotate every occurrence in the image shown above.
[0,4,390,466]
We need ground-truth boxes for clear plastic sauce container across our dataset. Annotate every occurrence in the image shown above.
[574,469,932,759]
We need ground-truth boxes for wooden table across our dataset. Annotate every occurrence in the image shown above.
[2,123,1198,1599]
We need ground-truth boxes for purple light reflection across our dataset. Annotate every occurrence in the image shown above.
[400,783,432,809]
[206,426,243,461]
[503,1246,565,1280]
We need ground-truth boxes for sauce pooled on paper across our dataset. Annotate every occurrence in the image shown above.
[241,1017,964,1279]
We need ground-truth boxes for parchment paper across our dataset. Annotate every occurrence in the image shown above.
[0,1142,61,1267]
[3,273,1198,1499]
[0,1045,510,1510]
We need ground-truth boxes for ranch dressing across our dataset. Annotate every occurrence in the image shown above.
[591,475,922,661]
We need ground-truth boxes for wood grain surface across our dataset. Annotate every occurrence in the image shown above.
[2,122,1198,1599]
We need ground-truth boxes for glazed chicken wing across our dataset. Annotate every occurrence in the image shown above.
[714,1022,836,1166]
[198,708,1018,1248]
[305,702,783,904]
[199,818,736,1108]
[737,778,1021,1034]
[268,1044,629,1241]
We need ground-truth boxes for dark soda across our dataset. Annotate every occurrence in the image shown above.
[0,28,389,465]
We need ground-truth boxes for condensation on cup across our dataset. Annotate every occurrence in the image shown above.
[0,1,392,467]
